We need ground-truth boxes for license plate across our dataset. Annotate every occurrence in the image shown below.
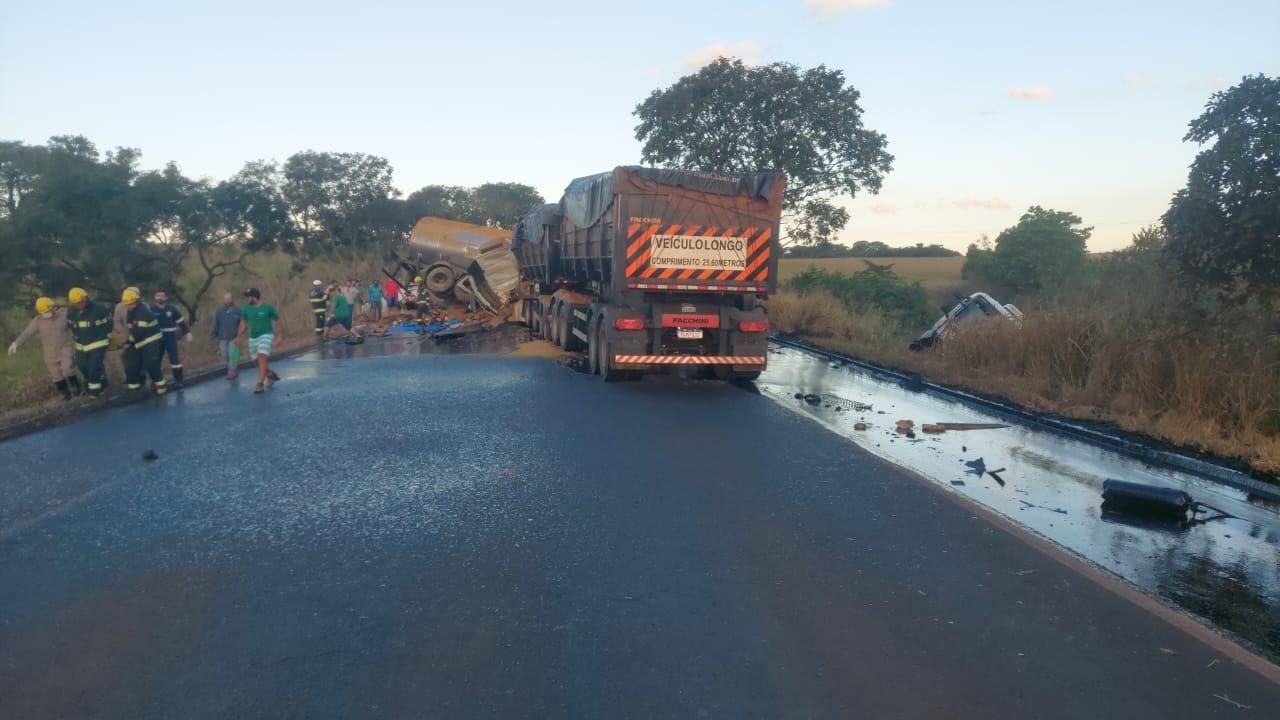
[676,328,703,340]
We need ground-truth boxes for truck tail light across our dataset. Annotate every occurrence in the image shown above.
[738,320,768,333]
[614,318,645,331]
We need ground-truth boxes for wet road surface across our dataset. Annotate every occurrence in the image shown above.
[2,340,1278,718]
[760,347,1280,661]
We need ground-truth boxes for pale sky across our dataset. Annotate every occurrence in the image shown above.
[2,0,1277,251]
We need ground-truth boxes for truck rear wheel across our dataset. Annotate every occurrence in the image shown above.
[596,321,624,382]
[549,300,562,347]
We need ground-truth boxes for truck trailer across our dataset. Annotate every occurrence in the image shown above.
[512,166,785,381]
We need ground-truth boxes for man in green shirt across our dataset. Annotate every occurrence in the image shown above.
[236,287,282,394]
[323,283,362,340]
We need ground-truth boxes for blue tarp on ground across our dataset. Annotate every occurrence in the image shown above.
[387,319,462,334]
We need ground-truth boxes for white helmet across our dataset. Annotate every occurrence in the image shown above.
[313,279,322,287]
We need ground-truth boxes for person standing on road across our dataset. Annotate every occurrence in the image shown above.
[365,280,383,321]
[323,283,362,340]
[65,288,112,398]
[209,292,242,380]
[237,287,282,395]
[308,280,328,339]
[117,287,167,396]
[8,296,81,400]
[150,290,192,388]
[384,276,400,314]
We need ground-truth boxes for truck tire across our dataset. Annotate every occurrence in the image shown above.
[587,318,601,375]
[561,305,583,352]
[425,264,455,295]
[596,321,624,382]
[552,300,566,348]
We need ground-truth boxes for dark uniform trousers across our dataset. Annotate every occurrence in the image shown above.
[123,305,166,392]
[310,291,328,335]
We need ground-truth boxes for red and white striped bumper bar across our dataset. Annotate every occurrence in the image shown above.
[615,355,766,365]
[626,282,768,293]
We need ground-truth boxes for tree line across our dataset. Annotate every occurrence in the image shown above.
[0,139,543,321]
[787,241,959,258]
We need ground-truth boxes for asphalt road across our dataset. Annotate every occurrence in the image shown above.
[1,344,1278,718]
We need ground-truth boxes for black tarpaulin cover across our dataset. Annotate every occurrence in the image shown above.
[559,166,784,229]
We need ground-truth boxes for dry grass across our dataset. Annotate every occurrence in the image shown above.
[768,291,1280,472]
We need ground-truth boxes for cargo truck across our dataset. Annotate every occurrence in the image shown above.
[511,166,785,381]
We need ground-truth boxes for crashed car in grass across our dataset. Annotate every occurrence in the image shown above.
[909,292,1023,350]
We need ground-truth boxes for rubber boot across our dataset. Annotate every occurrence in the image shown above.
[173,367,185,389]
[66,376,82,396]
[55,379,72,401]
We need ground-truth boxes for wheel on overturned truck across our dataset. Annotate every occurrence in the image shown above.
[424,264,456,295]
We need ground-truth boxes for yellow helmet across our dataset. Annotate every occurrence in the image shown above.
[35,297,54,314]
[68,287,89,304]
[414,275,423,283]
[122,287,141,304]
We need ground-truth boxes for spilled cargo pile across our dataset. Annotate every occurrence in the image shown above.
[375,217,524,342]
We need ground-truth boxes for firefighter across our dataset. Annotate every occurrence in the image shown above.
[309,279,328,338]
[8,296,81,400]
[118,287,167,396]
[150,289,191,388]
[400,276,423,319]
[65,287,112,398]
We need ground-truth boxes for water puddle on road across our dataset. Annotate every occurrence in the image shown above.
[757,345,1280,660]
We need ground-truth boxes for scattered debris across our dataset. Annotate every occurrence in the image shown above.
[142,449,158,461]
[965,458,987,476]
[1159,648,1177,655]
[1207,659,1220,669]
[988,468,1007,487]
[803,393,822,406]
[922,424,946,434]
[1211,693,1252,710]
[1017,499,1068,515]
[1014,569,1037,576]
[854,422,868,431]
[46,498,62,507]
[951,480,966,487]
[935,422,1009,431]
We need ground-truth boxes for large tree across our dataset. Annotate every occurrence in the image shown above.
[281,151,405,251]
[633,58,892,246]
[1162,74,1280,301]
[0,137,169,300]
[963,207,1091,295]
[466,182,544,227]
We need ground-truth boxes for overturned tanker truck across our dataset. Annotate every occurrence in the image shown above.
[512,166,784,381]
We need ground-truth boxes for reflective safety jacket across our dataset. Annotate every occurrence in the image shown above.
[149,302,189,335]
[124,303,163,348]
[309,289,329,314]
[65,301,113,353]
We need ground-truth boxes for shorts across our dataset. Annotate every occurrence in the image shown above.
[326,316,352,330]
[248,333,274,358]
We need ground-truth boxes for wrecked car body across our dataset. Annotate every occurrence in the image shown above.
[909,292,1023,350]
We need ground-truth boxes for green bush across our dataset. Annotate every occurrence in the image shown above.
[785,263,935,330]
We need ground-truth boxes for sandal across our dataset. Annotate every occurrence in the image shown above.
[253,383,264,394]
